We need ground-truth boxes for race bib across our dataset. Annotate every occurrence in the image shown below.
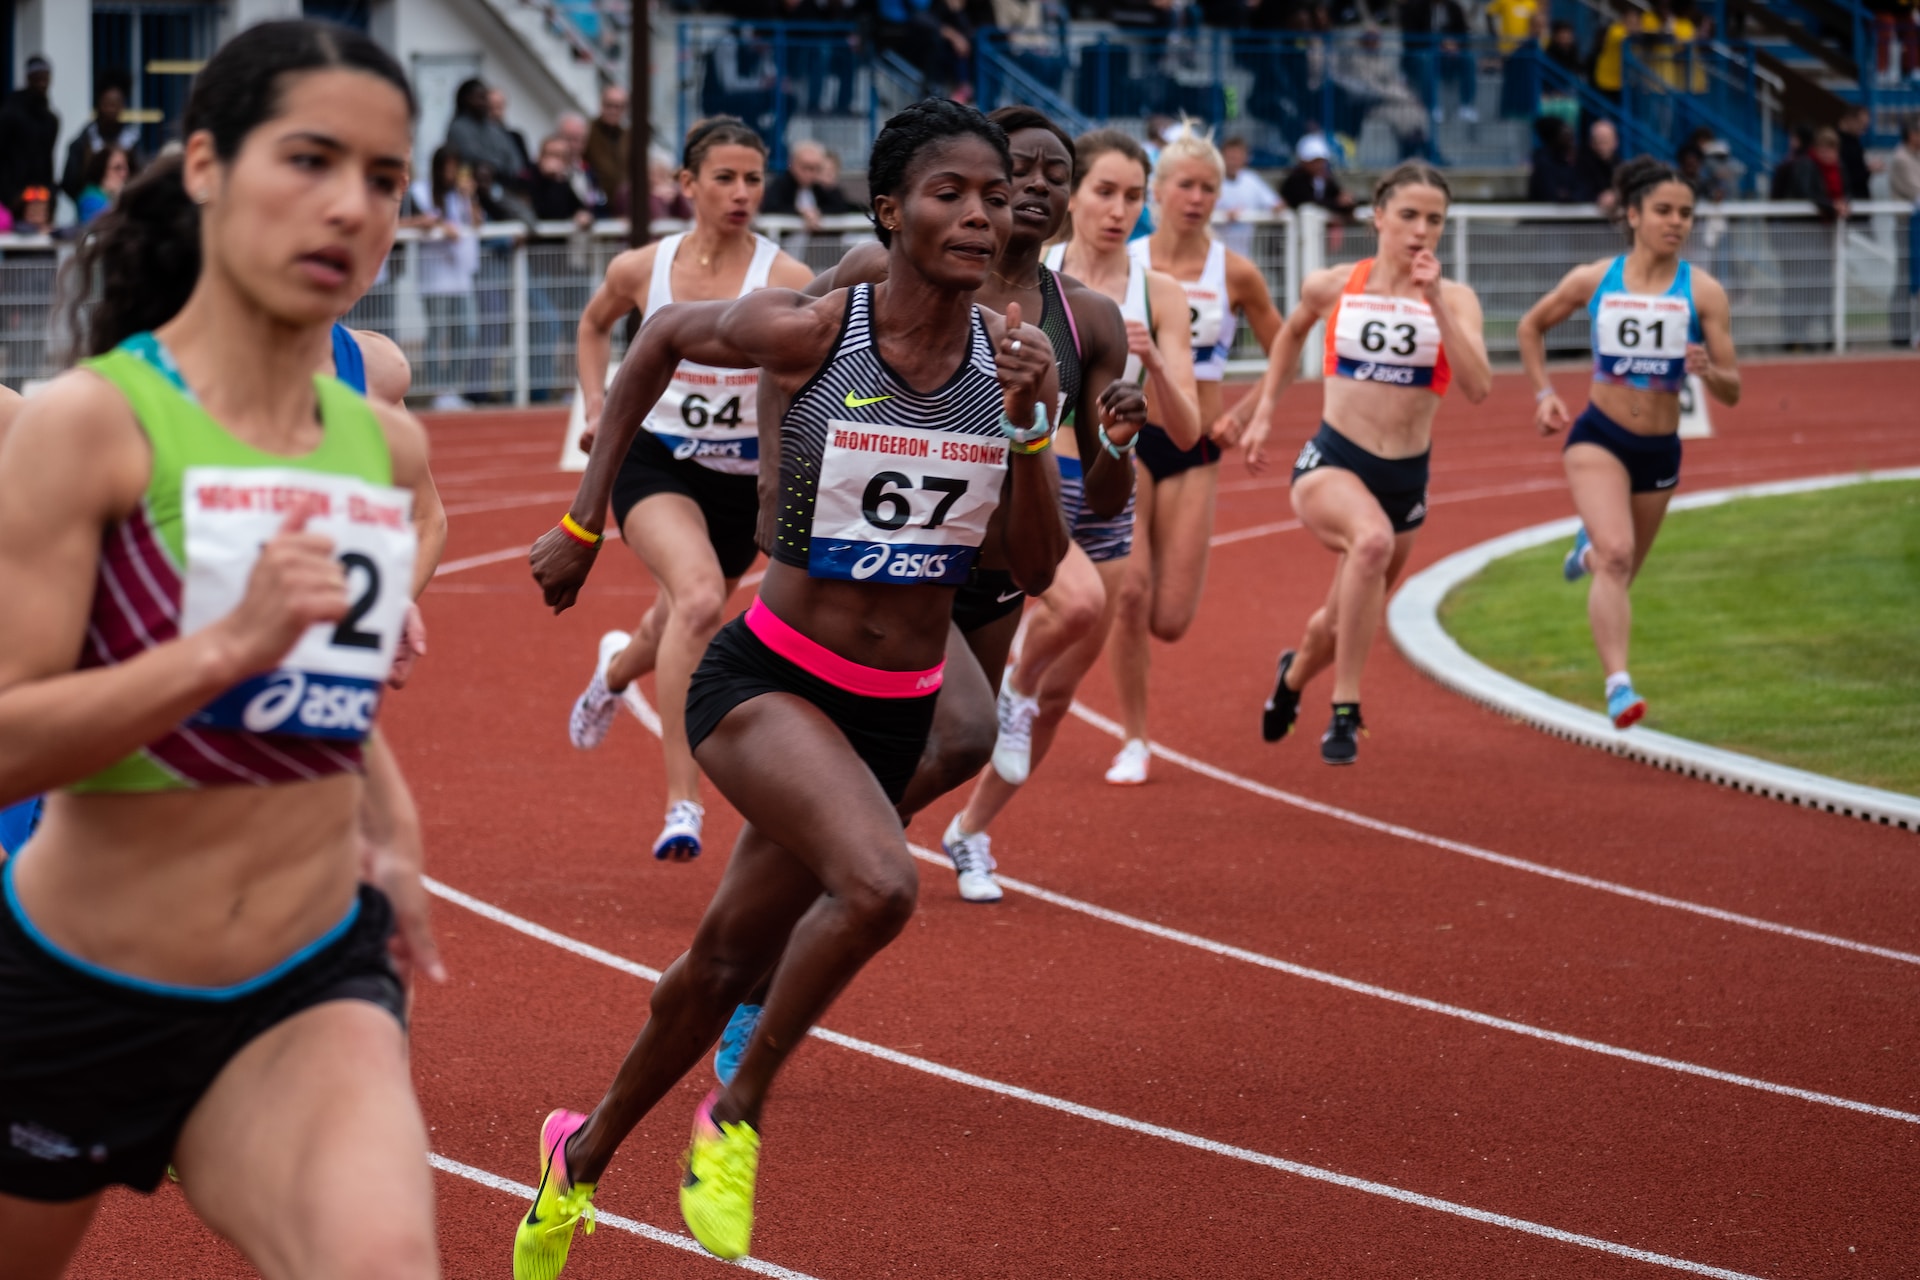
[1184,282,1226,352]
[647,364,760,474]
[1331,295,1441,387]
[1593,293,1690,382]
[179,466,417,741]
[808,420,1007,586]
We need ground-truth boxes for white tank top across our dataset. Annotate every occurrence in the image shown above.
[641,231,779,474]
[1130,236,1235,382]
[1045,243,1149,384]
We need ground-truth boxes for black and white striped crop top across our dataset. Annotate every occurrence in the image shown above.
[773,284,1010,587]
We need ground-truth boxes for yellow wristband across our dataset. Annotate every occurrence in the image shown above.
[1008,430,1053,456]
[559,512,602,546]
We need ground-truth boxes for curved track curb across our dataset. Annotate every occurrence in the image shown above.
[1388,468,1920,833]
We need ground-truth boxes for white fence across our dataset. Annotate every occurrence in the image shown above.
[5,201,1912,402]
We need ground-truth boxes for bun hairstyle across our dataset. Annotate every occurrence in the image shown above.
[1152,118,1224,185]
[64,19,413,360]
[1373,160,1451,208]
[866,97,1011,248]
[986,105,1076,169]
[681,115,767,176]
[1611,155,1690,238]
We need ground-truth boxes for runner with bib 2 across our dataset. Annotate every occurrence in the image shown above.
[520,99,1065,1274]
[1242,162,1492,765]
[1518,156,1740,730]
[564,116,811,863]
[0,23,442,1277]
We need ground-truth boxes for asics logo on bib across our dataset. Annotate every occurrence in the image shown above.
[848,543,954,582]
[667,436,751,461]
[1611,356,1674,378]
[227,671,382,738]
[1350,361,1416,386]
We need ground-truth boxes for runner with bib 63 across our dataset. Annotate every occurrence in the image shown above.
[1243,162,1491,764]
[1517,156,1739,729]
[518,99,1064,1273]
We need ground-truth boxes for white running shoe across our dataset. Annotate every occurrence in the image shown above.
[1104,738,1151,786]
[990,679,1041,785]
[652,800,705,861]
[569,630,631,749]
[941,814,1002,903]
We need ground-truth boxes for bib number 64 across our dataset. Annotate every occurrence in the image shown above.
[862,471,969,531]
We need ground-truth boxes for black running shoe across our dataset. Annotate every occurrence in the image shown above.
[1261,650,1301,743]
[1321,703,1365,765]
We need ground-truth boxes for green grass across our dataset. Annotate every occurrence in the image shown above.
[1440,479,1920,796]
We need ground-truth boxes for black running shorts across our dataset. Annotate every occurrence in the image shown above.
[610,429,762,579]
[1291,421,1431,534]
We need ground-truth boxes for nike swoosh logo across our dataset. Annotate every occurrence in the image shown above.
[844,391,893,408]
[996,590,1024,603]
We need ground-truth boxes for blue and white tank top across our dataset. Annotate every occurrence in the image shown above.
[772,284,1009,587]
[1588,256,1700,394]
[1046,243,1149,384]
[330,323,367,396]
[1130,237,1236,382]
[642,231,780,474]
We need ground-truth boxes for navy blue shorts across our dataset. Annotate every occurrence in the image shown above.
[1565,403,1682,494]
[1134,422,1222,483]
[1058,454,1135,562]
[1291,422,1431,534]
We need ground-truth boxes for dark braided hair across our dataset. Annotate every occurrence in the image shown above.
[865,98,1011,247]
[987,105,1076,170]
[64,19,414,360]
[1611,155,1692,238]
[681,115,766,176]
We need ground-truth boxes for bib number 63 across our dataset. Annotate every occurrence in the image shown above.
[861,471,969,531]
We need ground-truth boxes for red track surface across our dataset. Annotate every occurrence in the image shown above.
[68,360,1920,1279]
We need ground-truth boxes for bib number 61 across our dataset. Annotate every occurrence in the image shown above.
[862,471,969,531]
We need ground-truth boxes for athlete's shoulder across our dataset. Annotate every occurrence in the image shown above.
[366,396,432,488]
[1686,265,1729,312]
[1143,266,1187,313]
[0,368,148,510]
[1299,264,1352,308]
[349,329,412,404]
[1223,246,1270,293]
[603,244,660,295]
[768,250,815,290]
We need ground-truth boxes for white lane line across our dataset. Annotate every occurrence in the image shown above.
[1066,701,1920,969]
[901,845,1920,1125]
[427,1153,827,1279]
[433,529,623,579]
[420,878,1771,1280]
[1209,478,1564,546]
[443,490,580,518]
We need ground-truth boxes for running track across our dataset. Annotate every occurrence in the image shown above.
[70,360,1920,1279]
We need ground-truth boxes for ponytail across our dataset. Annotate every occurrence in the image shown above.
[64,155,202,358]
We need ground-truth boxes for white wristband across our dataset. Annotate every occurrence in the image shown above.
[1534,387,1556,403]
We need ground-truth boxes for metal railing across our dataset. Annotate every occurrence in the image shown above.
[6,202,1910,401]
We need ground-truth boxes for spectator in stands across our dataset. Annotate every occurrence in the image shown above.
[1544,18,1581,77]
[529,135,596,226]
[1488,0,1542,118]
[1329,25,1430,160]
[1214,134,1280,257]
[1675,142,1714,202]
[1398,0,1477,122]
[648,145,694,225]
[0,56,57,221]
[1838,104,1877,203]
[1889,118,1919,347]
[585,85,630,214]
[13,186,51,236]
[489,88,535,184]
[1526,115,1591,202]
[74,144,130,225]
[1577,118,1620,212]
[1770,126,1845,350]
[994,0,1069,88]
[554,111,606,213]
[763,138,852,230]
[1280,133,1357,217]
[1588,1,1631,107]
[448,78,532,218]
[59,74,144,211]
[412,147,482,409]
[1772,125,1846,218]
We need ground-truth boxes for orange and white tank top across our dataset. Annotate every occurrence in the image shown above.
[1323,258,1452,396]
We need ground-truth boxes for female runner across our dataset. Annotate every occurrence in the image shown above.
[0,22,441,1277]
[1244,162,1491,764]
[942,128,1197,890]
[565,117,811,861]
[1107,123,1284,784]
[1517,156,1739,727]
[519,99,1063,1270]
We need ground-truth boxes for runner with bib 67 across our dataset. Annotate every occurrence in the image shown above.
[1242,162,1491,765]
[1517,156,1739,729]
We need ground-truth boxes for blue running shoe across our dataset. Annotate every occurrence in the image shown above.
[714,1003,761,1087]
[1563,527,1591,582]
[1607,682,1646,730]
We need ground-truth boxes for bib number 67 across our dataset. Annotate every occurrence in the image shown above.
[862,471,969,531]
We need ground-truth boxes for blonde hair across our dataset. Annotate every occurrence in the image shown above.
[1152,119,1224,186]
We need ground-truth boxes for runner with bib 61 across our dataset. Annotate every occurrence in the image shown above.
[1517,156,1739,729]
[518,99,1064,1273]
[1242,162,1491,765]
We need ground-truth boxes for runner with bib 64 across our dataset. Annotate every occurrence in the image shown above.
[518,99,1064,1273]
[1516,156,1739,729]
[1242,162,1491,765]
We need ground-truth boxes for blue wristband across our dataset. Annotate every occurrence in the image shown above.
[999,401,1051,445]
[1098,420,1138,460]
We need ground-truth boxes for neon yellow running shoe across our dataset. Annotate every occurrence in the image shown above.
[512,1108,596,1280]
[679,1090,761,1259]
